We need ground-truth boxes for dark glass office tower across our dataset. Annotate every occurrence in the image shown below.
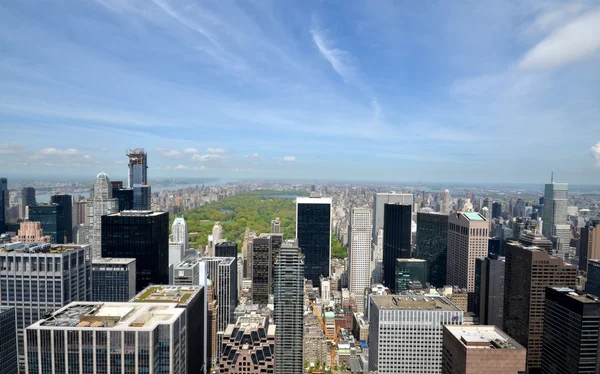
[414,212,448,287]
[50,194,72,243]
[133,184,151,210]
[28,204,65,244]
[274,246,304,374]
[0,178,7,234]
[492,202,502,219]
[474,255,505,327]
[252,237,271,305]
[215,241,238,258]
[112,186,134,211]
[0,306,18,374]
[395,258,427,291]
[101,211,169,291]
[586,259,600,298]
[542,287,600,374]
[20,186,36,219]
[296,197,331,286]
[488,237,501,256]
[383,203,412,292]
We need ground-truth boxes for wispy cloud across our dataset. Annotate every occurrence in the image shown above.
[283,156,296,163]
[183,148,199,154]
[192,154,221,162]
[519,9,600,70]
[207,147,226,154]
[38,148,79,157]
[592,141,600,167]
[157,148,183,157]
[167,164,207,171]
[311,28,355,83]
[245,152,260,159]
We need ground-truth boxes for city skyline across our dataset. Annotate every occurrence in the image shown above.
[1,2,600,183]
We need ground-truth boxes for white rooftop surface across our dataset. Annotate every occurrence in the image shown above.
[296,196,332,204]
[93,257,136,264]
[95,306,135,318]
[446,325,522,349]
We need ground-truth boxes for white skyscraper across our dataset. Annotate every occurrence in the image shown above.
[172,216,188,250]
[87,172,118,258]
[349,207,372,313]
[542,180,570,253]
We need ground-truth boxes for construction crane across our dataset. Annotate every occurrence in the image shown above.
[309,300,341,370]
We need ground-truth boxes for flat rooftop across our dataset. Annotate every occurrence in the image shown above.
[31,302,184,330]
[108,210,164,217]
[0,242,89,254]
[553,287,600,303]
[296,196,332,204]
[371,295,461,311]
[173,256,235,268]
[131,285,202,305]
[446,325,524,350]
[92,258,136,265]
[462,212,486,221]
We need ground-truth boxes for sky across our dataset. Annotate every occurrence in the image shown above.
[1,1,600,184]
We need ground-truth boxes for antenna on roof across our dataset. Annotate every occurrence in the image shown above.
[551,171,554,183]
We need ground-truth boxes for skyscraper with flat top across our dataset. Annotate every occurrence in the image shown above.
[415,211,448,287]
[172,216,189,250]
[271,217,281,234]
[474,255,504,327]
[372,192,413,243]
[28,204,66,244]
[20,187,36,220]
[579,217,600,272]
[383,203,412,292]
[252,236,272,305]
[274,245,304,374]
[503,241,577,372]
[296,197,331,286]
[0,178,8,234]
[446,212,489,311]
[126,148,148,187]
[542,180,570,253]
[50,194,73,243]
[348,207,371,313]
[91,258,136,302]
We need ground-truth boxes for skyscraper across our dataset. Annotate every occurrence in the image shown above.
[442,189,452,214]
[91,258,136,302]
[503,241,577,372]
[586,259,600,298]
[0,178,8,234]
[101,210,169,291]
[50,194,73,243]
[296,197,331,286]
[111,181,134,211]
[542,180,570,253]
[372,192,413,243]
[252,236,272,305]
[271,217,281,234]
[395,258,427,291]
[414,211,448,287]
[27,203,66,244]
[87,172,119,258]
[368,295,463,373]
[20,187,36,219]
[0,243,92,369]
[348,207,371,313]
[0,306,18,374]
[518,231,553,254]
[274,245,304,374]
[133,183,151,210]
[382,203,412,292]
[215,241,237,258]
[541,287,600,374]
[474,255,504,327]
[446,212,489,310]
[579,217,600,272]
[492,202,502,219]
[172,216,189,250]
[25,302,187,374]
[126,148,148,187]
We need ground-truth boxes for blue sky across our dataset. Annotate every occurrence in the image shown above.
[1,1,600,183]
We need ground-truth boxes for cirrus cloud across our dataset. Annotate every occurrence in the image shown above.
[591,141,600,167]
[39,147,79,156]
[192,153,222,162]
[207,147,227,154]
[245,152,260,159]
[283,156,296,163]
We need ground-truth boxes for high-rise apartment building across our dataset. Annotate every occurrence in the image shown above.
[25,302,187,374]
[87,172,119,258]
[372,192,413,243]
[0,306,18,374]
[219,314,275,373]
[518,231,553,254]
[441,325,526,374]
[274,245,304,374]
[415,212,448,287]
[0,243,92,369]
[442,189,452,214]
[348,207,371,313]
[28,204,65,244]
[91,258,136,302]
[579,217,600,272]
[474,255,504,327]
[271,217,281,234]
[126,148,148,187]
[169,241,185,266]
[585,259,600,298]
[50,194,72,243]
[0,178,8,234]
[101,210,169,291]
[503,241,577,372]
[132,285,206,374]
[542,181,570,253]
[20,187,36,219]
[133,183,151,210]
[395,258,427,291]
[541,287,600,374]
[382,203,412,292]
[252,236,272,305]
[368,295,463,373]
[172,216,189,250]
[296,197,331,286]
[446,212,489,310]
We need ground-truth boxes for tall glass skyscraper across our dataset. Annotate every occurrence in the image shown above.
[0,177,8,234]
[296,197,331,286]
[0,306,18,374]
[126,148,148,187]
[91,258,136,302]
[414,212,448,287]
[382,203,412,292]
[20,186,36,220]
[542,181,570,253]
[49,194,72,243]
[28,204,66,244]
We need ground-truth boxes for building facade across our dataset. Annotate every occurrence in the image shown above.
[20,187,36,220]
[215,241,238,258]
[126,148,148,187]
[542,182,570,253]
[446,212,489,311]
[12,221,50,244]
[50,194,73,243]
[25,302,186,374]
[586,259,600,298]
[91,258,136,302]
[372,192,413,244]
[395,258,427,291]
[580,218,600,272]
[0,306,18,374]
[541,287,600,374]
[414,212,448,287]
[368,295,463,374]
[101,210,169,291]
[0,178,8,234]
[296,197,331,286]
[441,325,526,374]
[348,207,372,313]
[382,203,412,292]
[274,246,304,374]
[87,172,119,258]
[0,243,92,369]
[28,204,66,244]
[474,255,505,327]
[252,236,271,305]
[219,314,275,373]
[503,241,577,372]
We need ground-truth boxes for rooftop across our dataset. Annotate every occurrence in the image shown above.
[30,302,184,330]
[552,287,600,303]
[462,212,486,221]
[371,295,461,311]
[0,306,15,315]
[92,258,136,265]
[445,325,525,350]
[173,256,236,268]
[131,285,202,305]
[108,210,164,217]
[396,258,426,263]
[296,196,332,204]
[0,242,89,254]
